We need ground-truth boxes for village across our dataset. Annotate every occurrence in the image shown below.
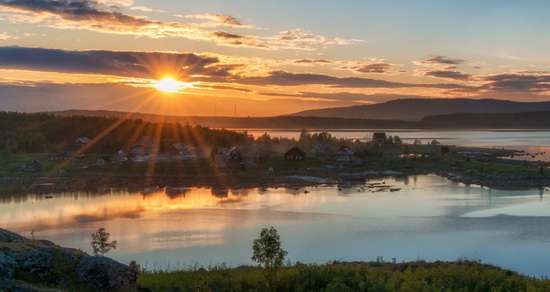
[32,131,412,172]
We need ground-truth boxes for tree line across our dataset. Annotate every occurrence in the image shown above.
[0,111,246,154]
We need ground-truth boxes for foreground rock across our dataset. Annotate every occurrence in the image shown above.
[0,228,139,291]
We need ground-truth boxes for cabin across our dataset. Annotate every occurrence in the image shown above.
[285,146,306,160]
[310,143,326,155]
[170,143,195,156]
[129,136,158,161]
[74,137,90,148]
[336,146,358,163]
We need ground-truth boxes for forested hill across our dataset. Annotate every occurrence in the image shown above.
[290,98,550,121]
[2,110,550,153]
[50,109,550,130]
[51,110,414,129]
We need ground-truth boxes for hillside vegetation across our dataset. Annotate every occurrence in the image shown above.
[138,260,550,291]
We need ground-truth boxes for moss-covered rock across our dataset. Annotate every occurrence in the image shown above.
[0,228,139,291]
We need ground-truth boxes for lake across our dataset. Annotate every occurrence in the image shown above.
[236,129,550,162]
[2,174,550,277]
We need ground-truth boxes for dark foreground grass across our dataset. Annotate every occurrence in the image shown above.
[137,260,550,291]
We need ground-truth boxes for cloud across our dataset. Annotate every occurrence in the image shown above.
[294,59,332,64]
[260,91,446,103]
[237,70,466,89]
[210,31,268,49]
[0,0,359,50]
[424,70,472,81]
[0,0,267,48]
[351,62,392,74]
[184,13,252,28]
[0,31,19,40]
[0,46,233,79]
[270,29,362,50]
[480,72,550,93]
[129,6,165,13]
[194,83,252,93]
[96,0,133,7]
[417,55,466,66]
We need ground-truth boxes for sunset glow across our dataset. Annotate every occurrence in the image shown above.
[0,1,550,116]
[153,77,180,93]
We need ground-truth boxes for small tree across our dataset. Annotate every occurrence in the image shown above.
[252,227,288,289]
[91,227,118,256]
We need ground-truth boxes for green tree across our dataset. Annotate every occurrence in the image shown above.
[91,227,118,256]
[252,227,288,289]
[393,135,403,145]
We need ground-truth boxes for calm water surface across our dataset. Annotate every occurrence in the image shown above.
[238,129,550,161]
[2,175,550,277]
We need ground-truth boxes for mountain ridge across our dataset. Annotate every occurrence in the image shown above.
[289,98,550,121]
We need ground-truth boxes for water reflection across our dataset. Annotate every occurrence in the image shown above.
[1,175,550,277]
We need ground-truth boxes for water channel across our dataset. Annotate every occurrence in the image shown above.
[2,174,550,277]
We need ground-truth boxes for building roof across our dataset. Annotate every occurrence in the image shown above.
[74,137,91,144]
[285,146,306,156]
[337,147,356,155]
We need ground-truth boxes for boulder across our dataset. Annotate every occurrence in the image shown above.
[76,255,138,291]
[20,249,54,282]
[0,252,18,288]
[0,228,24,243]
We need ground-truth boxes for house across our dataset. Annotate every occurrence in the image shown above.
[372,132,387,146]
[129,136,158,161]
[285,146,306,160]
[310,143,326,155]
[170,143,194,156]
[336,146,359,163]
[228,147,242,160]
[74,137,90,148]
[226,147,244,168]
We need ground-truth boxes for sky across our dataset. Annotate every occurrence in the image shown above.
[1,0,550,117]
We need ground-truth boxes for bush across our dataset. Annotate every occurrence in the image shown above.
[90,228,117,256]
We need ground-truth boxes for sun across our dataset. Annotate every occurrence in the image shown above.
[153,77,179,93]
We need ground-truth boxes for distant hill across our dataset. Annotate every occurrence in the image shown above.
[50,109,414,129]
[419,111,550,129]
[49,108,550,129]
[289,98,550,121]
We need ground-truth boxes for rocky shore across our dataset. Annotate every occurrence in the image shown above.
[0,228,140,291]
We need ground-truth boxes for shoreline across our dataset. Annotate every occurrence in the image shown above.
[2,165,550,195]
[2,145,550,194]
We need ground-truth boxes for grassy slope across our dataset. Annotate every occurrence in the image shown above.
[137,260,550,291]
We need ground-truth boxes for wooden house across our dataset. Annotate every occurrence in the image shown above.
[285,146,306,160]
[74,137,90,148]
[129,136,158,161]
[310,143,326,155]
[336,146,359,164]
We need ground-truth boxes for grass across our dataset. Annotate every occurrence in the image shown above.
[137,260,550,291]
